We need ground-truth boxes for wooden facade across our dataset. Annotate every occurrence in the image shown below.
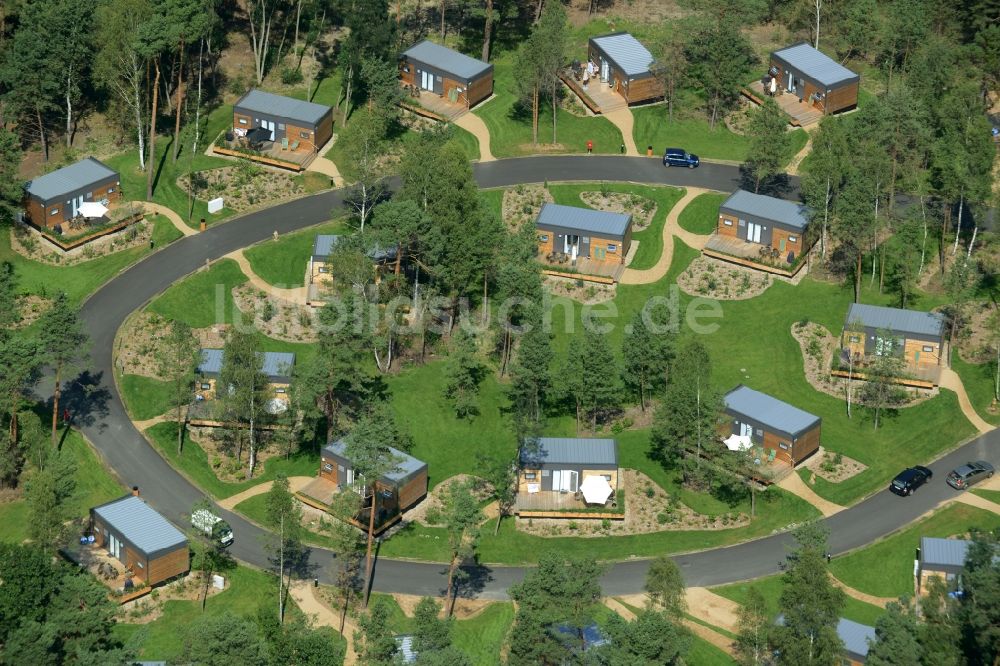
[769,43,860,116]
[232,89,334,154]
[715,190,811,267]
[90,494,189,587]
[23,158,122,230]
[722,386,821,466]
[399,40,494,110]
[841,303,945,371]
[516,438,619,518]
[587,33,662,105]
[535,203,633,266]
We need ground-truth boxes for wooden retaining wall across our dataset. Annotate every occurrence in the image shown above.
[558,73,603,114]
[28,212,146,252]
[541,269,616,285]
[701,248,809,278]
[829,369,937,389]
[398,101,448,122]
[295,491,402,535]
[515,510,625,520]
[212,146,304,172]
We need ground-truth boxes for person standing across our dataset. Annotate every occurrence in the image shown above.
[587,140,593,154]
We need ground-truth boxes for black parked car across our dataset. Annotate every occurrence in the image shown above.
[946,461,994,490]
[890,466,933,496]
[663,148,700,168]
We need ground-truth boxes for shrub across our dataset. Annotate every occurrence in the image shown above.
[656,512,669,525]
[797,317,810,328]
[280,67,304,85]
[833,452,843,466]
[568,521,579,531]
[601,518,611,531]
[424,507,442,525]
[261,300,276,322]
[644,486,655,499]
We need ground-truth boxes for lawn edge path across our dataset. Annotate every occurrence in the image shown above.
[288,580,359,665]
[142,202,198,237]
[776,472,845,517]
[619,187,713,285]
[940,368,994,434]
[453,112,495,162]
[603,108,639,156]
[225,248,308,302]
[217,476,313,511]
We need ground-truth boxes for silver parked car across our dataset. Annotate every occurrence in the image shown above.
[946,460,995,490]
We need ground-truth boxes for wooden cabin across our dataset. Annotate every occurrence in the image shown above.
[769,43,860,115]
[842,303,945,370]
[23,157,121,230]
[587,32,661,104]
[517,437,619,504]
[232,89,334,153]
[916,537,971,596]
[195,349,295,407]
[399,40,493,109]
[722,385,821,466]
[535,203,632,265]
[716,190,811,264]
[317,439,428,532]
[89,494,189,586]
[777,614,875,665]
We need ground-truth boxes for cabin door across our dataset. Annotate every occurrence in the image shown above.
[600,58,609,82]
[787,72,796,93]
[70,195,83,218]
[261,120,275,141]
[739,422,753,438]
[747,222,762,244]
[553,470,578,492]
[420,70,434,91]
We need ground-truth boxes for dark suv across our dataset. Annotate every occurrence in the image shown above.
[946,461,994,490]
[890,466,933,496]
[663,148,700,168]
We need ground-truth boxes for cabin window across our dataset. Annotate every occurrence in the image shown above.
[136,561,144,569]
[848,335,861,344]
[436,75,442,82]
[275,387,286,394]
[582,236,591,243]
[524,472,537,481]
[788,236,797,243]
[607,244,617,252]
[238,118,248,125]
[403,65,410,73]
[538,234,549,242]
[200,383,211,390]
[338,465,344,472]
[756,429,763,437]
[779,442,790,450]
[300,131,310,139]
[278,123,285,130]
[922,345,934,352]
[107,187,115,194]
[738,219,746,226]
[318,266,328,273]
[49,208,59,216]
[541,470,550,477]
[723,219,733,226]
[86,191,93,199]
[602,474,612,482]
[323,463,333,472]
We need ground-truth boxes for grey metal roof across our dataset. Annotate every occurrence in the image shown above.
[92,495,187,557]
[402,40,491,81]
[590,32,655,77]
[535,203,631,239]
[921,537,971,568]
[198,349,296,381]
[234,89,332,125]
[724,385,820,437]
[721,189,810,231]
[25,157,119,202]
[312,234,398,262]
[323,439,427,483]
[837,618,876,659]
[845,303,945,338]
[772,42,859,88]
[520,437,618,467]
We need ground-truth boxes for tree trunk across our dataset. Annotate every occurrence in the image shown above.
[65,72,73,148]
[134,73,146,171]
[278,514,285,622]
[176,400,185,454]
[193,39,204,155]
[446,556,457,617]
[343,65,354,125]
[531,84,539,145]
[551,80,558,144]
[172,38,186,161]
[50,364,62,447]
[814,0,821,49]
[294,0,303,54]
[147,61,161,200]
[952,191,964,255]
[481,0,494,62]
[36,106,48,162]
[940,204,948,274]
[440,0,446,38]
[918,195,927,274]
[821,177,830,259]
[363,491,376,607]
[854,251,862,303]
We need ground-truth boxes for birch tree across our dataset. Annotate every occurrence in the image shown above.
[158,320,199,454]
[218,328,273,478]
[38,294,87,447]
[247,0,277,85]
[800,116,848,260]
[440,479,482,617]
[263,473,304,624]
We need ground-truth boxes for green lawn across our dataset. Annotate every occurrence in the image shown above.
[147,259,248,328]
[688,635,737,665]
[0,428,123,544]
[144,421,319,499]
[244,218,348,287]
[546,183,684,271]
[971,488,1000,504]
[292,171,337,193]
[952,355,1000,425]
[678,192,728,235]
[113,565,344,662]
[632,108,751,163]
[452,125,482,162]
[0,214,182,305]
[828,503,1000,598]
[119,375,174,421]
[474,57,623,158]
[713,573,886,627]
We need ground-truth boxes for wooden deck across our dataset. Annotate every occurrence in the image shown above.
[559,70,626,114]
[703,234,809,277]
[213,141,316,171]
[540,255,626,281]
[744,81,823,127]
[296,476,403,535]
[513,491,623,520]
[399,89,469,121]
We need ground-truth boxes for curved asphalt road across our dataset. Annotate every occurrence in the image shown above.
[72,155,994,600]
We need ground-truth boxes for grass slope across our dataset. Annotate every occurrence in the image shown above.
[0,429,123,544]
[546,183,684,271]
[119,375,174,421]
[951,356,1000,425]
[828,503,1000,598]
[678,192,728,235]
[244,218,348,287]
[147,259,248,329]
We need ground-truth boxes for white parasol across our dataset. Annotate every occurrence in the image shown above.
[579,475,613,505]
[78,201,109,218]
[723,434,753,452]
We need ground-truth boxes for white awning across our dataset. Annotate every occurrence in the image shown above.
[724,434,753,452]
[579,475,613,505]
[78,201,108,218]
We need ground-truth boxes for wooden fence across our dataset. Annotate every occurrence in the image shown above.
[829,369,937,389]
[558,73,603,114]
[541,269,616,285]
[29,211,145,252]
[701,248,810,278]
[212,146,304,171]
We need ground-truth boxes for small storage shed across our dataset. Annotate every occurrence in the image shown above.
[399,40,494,108]
[837,618,877,665]
[518,437,619,495]
[770,42,860,115]
[196,349,296,401]
[587,32,661,104]
[916,537,971,595]
[320,439,428,528]
[90,494,189,586]
[722,385,821,465]
[309,234,398,282]
[717,190,810,261]
[842,303,945,370]
[535,203,632,265]
[232,89,334,153]
[23,157,121,230]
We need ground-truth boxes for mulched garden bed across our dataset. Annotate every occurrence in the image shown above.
[232,284,317,343]
[677,256,773,300]
[800,446,867,484]
[502,184,553,232]
[13,295,52,328]
[543,274,616,304]
[10,217,153,266]
[178,163,305,213]
[579,191,656,230]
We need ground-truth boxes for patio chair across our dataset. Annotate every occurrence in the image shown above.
[290,140,300,151]
[768,448,777,463]
[281,137,289,150]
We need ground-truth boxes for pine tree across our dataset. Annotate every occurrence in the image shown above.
[444,328,483,419]
[25,452,76,554]
[574,328,622,431]
[743,97,793,194]
[441,479,482,617]
[263,473,304,623]
[218,328,272,478]
[867,601,921,666]
[354,597,398,665]
[651,340,718,469]
[38,293,87,447]
[644,555,686,618]
[595,610,690,665]
[622,311,672,412]
[507,317,552,425]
